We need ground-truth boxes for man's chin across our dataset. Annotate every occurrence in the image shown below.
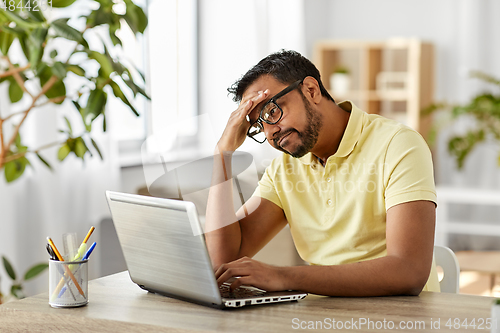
[281,144,309,158]
[289,148,309,158]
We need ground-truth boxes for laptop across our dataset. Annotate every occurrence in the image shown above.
[105,191,307,309]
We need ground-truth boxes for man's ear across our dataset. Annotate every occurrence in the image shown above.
[301,76,322,104]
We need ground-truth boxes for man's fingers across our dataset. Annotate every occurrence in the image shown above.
[239,89,270,117]
[229,276,255,291]
[216,267,248,285]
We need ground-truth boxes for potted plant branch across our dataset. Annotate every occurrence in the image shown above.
[0,0,149,182]
[0,255,48,303]
[423,71,500,169]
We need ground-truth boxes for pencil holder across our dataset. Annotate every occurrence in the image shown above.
[48,259,88,308]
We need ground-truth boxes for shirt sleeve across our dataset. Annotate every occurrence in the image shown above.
[383,127,437,210]
[252,160,283,209]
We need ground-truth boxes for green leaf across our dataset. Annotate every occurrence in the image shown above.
[88,51,114,78]
[0,30,15,55]
[90,137,103,160]
[51,18,83,43]
[10,284,24,299]
[28,27,47,70]
[51,0,77,7]
[8,80,23,103]
[123,1,148,35]
[66,64,85,76]
[123,76,148,99]
[57,144,70,161]
[24,0,45,22]
[0,10,40,29]
[109,80,139,116]
[4,157,28,182]
[14,133,21,148]
[74,137,88,159]
[52,61,67,79]
[111,60,126,76]
[87,9,115,29]
[2,256,16,280]
[36,152,52,170]
[0,26,24,36]
[84,88,107,125]
[63,116,73,135]
[24,263,49,281]
[18,34,31,63]
[39,65,66,103]
[109,28,122,47]
[102,112,107,131]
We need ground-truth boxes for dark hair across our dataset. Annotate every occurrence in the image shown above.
[228,49,334,103]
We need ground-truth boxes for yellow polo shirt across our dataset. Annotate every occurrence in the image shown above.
[253,101,440,292]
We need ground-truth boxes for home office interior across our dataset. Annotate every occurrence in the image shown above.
[1,0,500,319]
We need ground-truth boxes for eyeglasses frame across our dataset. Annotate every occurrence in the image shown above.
[246,78,304,143]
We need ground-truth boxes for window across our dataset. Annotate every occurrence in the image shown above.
[146,0,198,153]
[111,0,198,161]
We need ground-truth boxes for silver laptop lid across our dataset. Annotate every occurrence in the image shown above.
[105,191,222,306]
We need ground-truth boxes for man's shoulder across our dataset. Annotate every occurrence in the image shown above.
[363,113,425,145]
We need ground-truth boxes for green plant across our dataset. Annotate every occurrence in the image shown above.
[0,255,48,303]
[423,71,500,169]
[333,65,350,75]
[0,0,149,182]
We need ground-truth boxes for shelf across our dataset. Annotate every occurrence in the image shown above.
[331,90,409,102]
[314,38,434,138]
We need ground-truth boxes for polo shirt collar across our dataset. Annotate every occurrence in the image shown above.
[298,100,364,165]
[332,101,363,158]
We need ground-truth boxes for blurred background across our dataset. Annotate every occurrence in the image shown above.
[1,0,500,300]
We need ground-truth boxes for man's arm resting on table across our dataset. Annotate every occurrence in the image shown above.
[206,195,288,269]
[216,200,436,296]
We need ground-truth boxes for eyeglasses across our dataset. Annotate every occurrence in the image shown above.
[247,79,304,144]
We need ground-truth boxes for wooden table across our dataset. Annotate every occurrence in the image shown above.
[0,271,497,332]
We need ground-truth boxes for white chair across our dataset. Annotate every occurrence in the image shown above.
[434,245,460,293]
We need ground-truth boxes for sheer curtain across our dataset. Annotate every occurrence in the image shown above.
[0,7,128,297]
[198,0,306,171]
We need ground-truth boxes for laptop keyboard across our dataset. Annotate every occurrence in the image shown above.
[219,284,266,299]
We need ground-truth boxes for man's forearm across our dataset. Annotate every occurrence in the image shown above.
[280,255,430,296]
[205,149,243,267]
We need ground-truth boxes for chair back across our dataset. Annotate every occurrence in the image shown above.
[434,245,460,293]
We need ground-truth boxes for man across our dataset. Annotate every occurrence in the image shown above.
[205,50,439,296]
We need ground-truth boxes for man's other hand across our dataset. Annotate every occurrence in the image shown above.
[214,256,288,292]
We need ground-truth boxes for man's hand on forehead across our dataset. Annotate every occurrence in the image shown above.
[242,89,270,123]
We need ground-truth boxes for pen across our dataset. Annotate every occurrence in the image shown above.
[58,242,97,298]
[46,243,57,261]
[47,243,77,300]
[83,242,97,260]
[71,226,95,261]
[47,237,85,298]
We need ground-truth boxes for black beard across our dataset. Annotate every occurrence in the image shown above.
[274,93,322,158]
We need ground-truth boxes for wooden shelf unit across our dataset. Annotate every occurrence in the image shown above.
[313,38,434,137]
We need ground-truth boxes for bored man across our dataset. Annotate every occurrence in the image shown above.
[205,50,439,296]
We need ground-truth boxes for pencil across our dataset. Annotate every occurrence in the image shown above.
[47,237,85,298]
[82,226,95,245]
